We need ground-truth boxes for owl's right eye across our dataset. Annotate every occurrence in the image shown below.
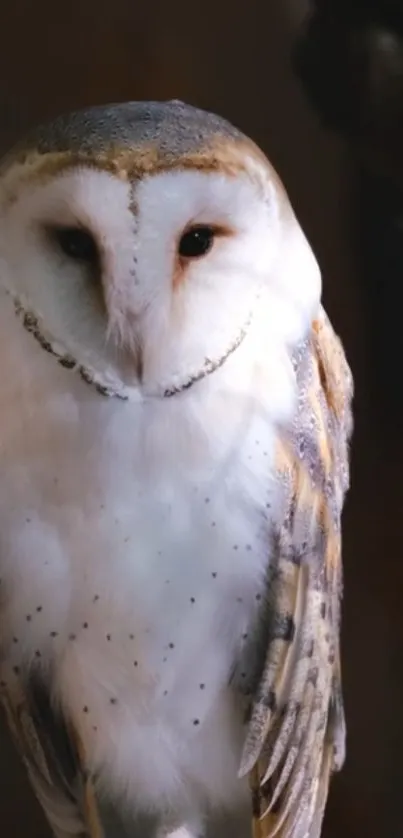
[50,226,99,265]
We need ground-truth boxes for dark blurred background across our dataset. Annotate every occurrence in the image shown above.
[1,1,402,836]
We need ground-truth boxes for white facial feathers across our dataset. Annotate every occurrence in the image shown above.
[0,157,321,400]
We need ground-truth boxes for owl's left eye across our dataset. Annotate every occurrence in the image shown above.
[178,226,215,259]
[50,226,99,265]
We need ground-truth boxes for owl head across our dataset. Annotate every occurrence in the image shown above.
[0,100,320,400]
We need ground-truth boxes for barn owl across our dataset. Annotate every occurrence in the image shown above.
[0,100,353,838]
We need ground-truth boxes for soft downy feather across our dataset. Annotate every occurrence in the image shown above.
[0,307,353,838]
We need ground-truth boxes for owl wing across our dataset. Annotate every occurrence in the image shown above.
[0,673,103,837]
[241,308,353,838]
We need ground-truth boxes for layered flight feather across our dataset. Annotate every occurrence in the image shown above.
[243,308,353,838]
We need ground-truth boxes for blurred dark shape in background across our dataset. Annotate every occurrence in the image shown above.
[1,2,403,838]
[293,0,403,170]
[293,0,403,428]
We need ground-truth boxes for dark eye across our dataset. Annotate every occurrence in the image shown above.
[178,226,215,259]
[51,226,99,264]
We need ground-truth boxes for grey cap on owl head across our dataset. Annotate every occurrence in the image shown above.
[5,100,249,162]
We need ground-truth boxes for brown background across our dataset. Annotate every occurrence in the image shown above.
[0,1,401,836]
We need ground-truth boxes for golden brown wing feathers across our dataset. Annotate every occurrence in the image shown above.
[245,309,353,838]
